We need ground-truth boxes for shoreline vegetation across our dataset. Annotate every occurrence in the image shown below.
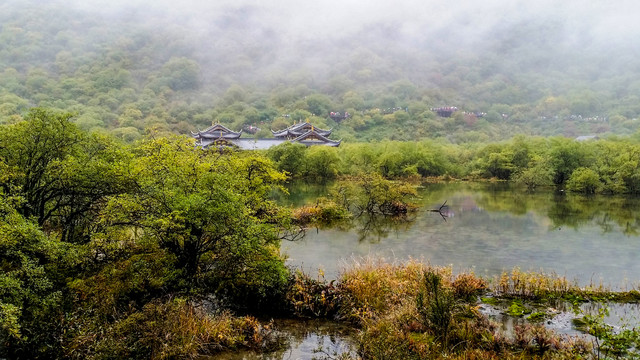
[1,108,640,359]
[265,134,640,196]
[288,259,640,360]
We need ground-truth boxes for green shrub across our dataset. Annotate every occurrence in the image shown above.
[291,197,350,225]
[566,167,601,194]
[330,174,417,216]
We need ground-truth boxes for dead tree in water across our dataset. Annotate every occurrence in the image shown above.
[429,200,449,221]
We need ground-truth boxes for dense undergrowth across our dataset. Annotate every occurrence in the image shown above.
[0,108,294,359]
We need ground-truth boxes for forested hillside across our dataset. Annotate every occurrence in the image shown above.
[1,0,639,143]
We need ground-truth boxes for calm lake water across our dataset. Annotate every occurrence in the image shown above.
[280,182,640,289]
[212,182,640,360]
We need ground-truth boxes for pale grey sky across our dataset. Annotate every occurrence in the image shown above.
[58,0,639,44]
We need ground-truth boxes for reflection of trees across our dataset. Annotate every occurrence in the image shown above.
[353,214,416,243]
[473,185,554,216]
[293,181,640,239]
[594,212,640,236]
[623,220,640,236]
[544,195,640,235]
[596,212,615,234]
[546,194,595,229]
[431,183,640,236]
[278,181,332,207]
[452,182,640,235]
[313,214,417,243]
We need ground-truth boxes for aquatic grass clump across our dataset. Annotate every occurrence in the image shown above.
[291,198,350,225]
[337,257,450,324]
[337,258,596,360]
[337,258,490,324]
[338,259,491,356]
[513,323,591,356]
[416,271,456,345]
[452,272,489,301]
[286,270,339,318]
[495,268,579,299]
[492,268,639,303]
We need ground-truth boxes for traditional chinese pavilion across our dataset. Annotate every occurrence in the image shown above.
[192,121,341,149]
[289,127,341,147]
[271,121,332,140]
[191,123,242,149]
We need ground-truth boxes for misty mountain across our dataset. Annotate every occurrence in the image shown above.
[1,0,639,142]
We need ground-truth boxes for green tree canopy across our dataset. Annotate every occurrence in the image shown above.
[100,138,289,300]
[0,108,134,242]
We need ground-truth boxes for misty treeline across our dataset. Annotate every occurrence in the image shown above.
[2,1,640,144]
[268,135,640,194]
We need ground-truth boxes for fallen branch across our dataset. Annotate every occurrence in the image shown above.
[429,200,448,221]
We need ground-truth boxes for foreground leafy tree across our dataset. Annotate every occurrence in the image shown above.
[61,138,293,358]
[0,108,82,222]
[98,137,289,304]
[62,138,293,358]
[0,109,135,358]
[0,108,134,243]
[0,194,68,359]
[1,110,294,358]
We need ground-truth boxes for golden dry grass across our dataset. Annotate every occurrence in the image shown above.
[493,267,614,299]
[335,258,596,360]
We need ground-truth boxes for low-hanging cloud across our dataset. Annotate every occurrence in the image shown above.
[56,0,640,46]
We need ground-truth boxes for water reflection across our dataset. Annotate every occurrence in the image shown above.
[323,214,418,243]
[208,319,356,360]
[281,182,640,288]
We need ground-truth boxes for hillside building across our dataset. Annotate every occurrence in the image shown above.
[192,121,340,150]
